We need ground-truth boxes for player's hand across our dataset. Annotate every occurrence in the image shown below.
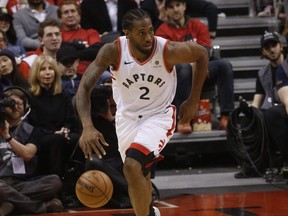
[79,126,109,160]
[178,100,199,124]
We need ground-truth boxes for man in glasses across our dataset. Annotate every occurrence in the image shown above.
[0,87,64,215]
[56,46,82,100]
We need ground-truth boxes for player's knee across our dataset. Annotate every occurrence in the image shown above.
[125,144,155,177]
[123,158,142,181]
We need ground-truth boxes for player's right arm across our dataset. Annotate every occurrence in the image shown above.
[76,41,118,160]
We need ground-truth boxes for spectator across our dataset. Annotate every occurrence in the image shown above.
[18,18,62,79]
[85,85,131,208]
[262,33,288,179]
[12,0,58,51]
[233,31,285,179]
[257,0,274,17]
[58,0,101,45]
[28,55,81,179]
[252,32,284,110]
[57,0,104,73]
[140,0,218,38]
[80,0,138,43]
[56,46,111,102]
[0,86,64,215]
[56,46,82,100]
[155,0,234,132]
[0,29,25,68]
[0,8,26,58]
[0,49,30,91]
[8,1,81,11]
[6,0,28,15]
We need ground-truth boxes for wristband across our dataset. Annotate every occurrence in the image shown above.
[5,136,13,142]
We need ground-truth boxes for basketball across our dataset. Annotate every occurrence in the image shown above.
[75,170,113,208]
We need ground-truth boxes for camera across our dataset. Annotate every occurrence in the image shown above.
[0,98,16,127]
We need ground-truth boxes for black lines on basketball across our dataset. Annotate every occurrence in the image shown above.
[75,170,114,208]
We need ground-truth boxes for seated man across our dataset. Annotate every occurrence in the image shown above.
[155,0,234,132]
[56,46,82,100]
[264,49,288,180]
[86,84,131,208]
[57,0,104,73]
[12,0,58,51]
[231,31,285,179]
[0,86,63,215]
[17,18,62,79]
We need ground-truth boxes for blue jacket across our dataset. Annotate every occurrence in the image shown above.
[61,73,82,100]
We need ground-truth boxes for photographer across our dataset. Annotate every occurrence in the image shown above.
[0,87,63,215]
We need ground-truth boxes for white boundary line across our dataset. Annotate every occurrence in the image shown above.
[65,200,178,213]
[156,200,178,208]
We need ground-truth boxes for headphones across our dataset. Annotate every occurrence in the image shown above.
[3,86,32,118]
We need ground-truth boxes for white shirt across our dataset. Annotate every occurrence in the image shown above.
[30,8,47,23]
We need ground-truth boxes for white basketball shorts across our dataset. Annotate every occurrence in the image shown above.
[115,105,176,161]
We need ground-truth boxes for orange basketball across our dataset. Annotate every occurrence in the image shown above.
[75,170,113,208]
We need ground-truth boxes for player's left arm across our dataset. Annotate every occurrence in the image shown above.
[165,40,208,123]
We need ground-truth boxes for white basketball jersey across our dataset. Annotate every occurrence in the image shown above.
[111,36,177,119]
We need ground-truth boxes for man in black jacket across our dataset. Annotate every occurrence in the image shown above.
[86,84,131,208]
[80,0,138,43]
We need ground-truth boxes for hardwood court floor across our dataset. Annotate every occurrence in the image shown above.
[22,152,288,216]
[25,190,288,216]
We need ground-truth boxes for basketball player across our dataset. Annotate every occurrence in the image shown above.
[76,8,208,216]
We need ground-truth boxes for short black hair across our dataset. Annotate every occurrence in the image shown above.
[38,19,60,37]
[122,8,151,31]
[165,0,185,8]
